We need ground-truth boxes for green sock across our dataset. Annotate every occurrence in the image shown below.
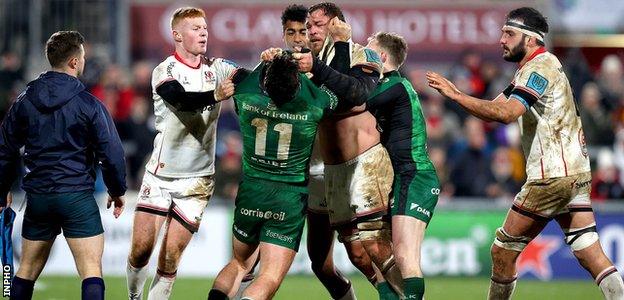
[376,281,400,300]
[404,277,425,300]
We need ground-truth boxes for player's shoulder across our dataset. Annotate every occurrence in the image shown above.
[152,56,177,77]
[207,57,238,67]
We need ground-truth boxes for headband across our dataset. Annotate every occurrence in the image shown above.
[502,20,545,42]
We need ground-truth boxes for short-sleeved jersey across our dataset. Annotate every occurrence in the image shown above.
[367,71,435,173]
[505,48,590,180]
[233,64,338,183]
[147,54,237,178]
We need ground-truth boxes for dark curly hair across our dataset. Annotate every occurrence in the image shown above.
[281,4,308,29]
[264,51,300,107]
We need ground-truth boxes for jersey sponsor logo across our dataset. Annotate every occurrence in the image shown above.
[526,72,548,95]
[241,102,308,121]
[410,203,431,217]
[233,224,248,237]
[431,188,441,195]
[265,229,294,244]
[267,100,277,111]
[239,207,286,221]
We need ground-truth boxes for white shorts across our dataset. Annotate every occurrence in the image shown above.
[307,173,328,214]
[512,172,592,220]
[136,172,215,232]
[324,144,394,226]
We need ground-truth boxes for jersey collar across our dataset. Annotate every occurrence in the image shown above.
[520,46,547,67]
[383,70,401,78]
[174,52,201,69]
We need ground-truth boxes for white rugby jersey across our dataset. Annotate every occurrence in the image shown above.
[506,48,590,180]
[146,53,237,178]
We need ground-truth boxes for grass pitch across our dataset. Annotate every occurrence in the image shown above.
[31,275,601,299]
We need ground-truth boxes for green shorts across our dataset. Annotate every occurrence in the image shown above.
[23,190,103,240]
[232,177,307,251]
[390,170,440,224]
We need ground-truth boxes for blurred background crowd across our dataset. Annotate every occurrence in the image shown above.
[2,0,624,203]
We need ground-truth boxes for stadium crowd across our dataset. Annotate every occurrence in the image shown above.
[1,46,623,202]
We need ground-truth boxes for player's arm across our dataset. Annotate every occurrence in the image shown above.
[156,79,220,111]
[90,101,127,198]
[426,71,526,124]
[0,101,25,206]
[306,47,380,108]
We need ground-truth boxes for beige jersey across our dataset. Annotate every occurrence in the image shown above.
[147,54,237,178]
[506,48,590,180]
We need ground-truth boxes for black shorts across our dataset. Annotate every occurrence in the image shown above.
[23,191,103,240]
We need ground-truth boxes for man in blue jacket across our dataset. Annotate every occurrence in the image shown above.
[0,31,127,300]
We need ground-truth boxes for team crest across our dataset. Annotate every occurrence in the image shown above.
[140,184,151,197]
[204,71,215,83]
[578,128,588,157]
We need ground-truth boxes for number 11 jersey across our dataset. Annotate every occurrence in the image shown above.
[233,64,337,184]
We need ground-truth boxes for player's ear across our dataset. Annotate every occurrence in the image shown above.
[173,30,182,43]
[68,56,79,70]
[380,52,388,64]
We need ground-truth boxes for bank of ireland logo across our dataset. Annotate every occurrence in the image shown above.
[267,100,277,111]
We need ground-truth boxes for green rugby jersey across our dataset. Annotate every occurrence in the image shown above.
[233,64,337,183]
[367,71,435,173]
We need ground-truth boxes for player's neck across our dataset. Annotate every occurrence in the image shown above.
[174,47,202,68]
[519,46,546,67]
[51,67,77,78]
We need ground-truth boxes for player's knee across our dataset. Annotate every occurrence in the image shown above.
[345,247,370,270]
[355,218,391,242]
[492,227,531,254]
[564,223,599,252]
[128,250,151,268]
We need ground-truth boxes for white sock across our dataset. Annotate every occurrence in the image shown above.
[234,274,254,300]
[597,267,624,300]
[336,284,357,300]
[127,262,149,300]
[147,270,176,300]
[487,278,516,300]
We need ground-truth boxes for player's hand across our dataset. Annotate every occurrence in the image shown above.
[0,193,12,212]
[107,195,125,219]
[216,79,235,101]
[426,71,462,100]
[328,17,351,42]
[293,51,314,73]
[260,48,282,62]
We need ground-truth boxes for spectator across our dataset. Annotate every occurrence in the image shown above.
[592,149,624,200]
[580,82,614,146]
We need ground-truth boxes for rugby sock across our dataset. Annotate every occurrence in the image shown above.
[596,267,624,300]
[207,289,229,300]
[127,261,149,299]
[336,284,357,300]
[10,276,34,300]
[404,277,424,300]
[487,277,516,300]
[147,269,176,300]
[81,277,105,300]
[233,272,254,299]
[376,281,400,300]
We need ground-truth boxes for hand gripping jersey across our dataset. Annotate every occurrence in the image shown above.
[504,48,591,180]
[317,37,382,73]
[147,54,237,177]
[233,64,337,183]
[367,71,435,173]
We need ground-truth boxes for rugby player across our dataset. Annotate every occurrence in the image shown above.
[206,50,363,300]
[426,7,624,300]
[366,32,440,300]
[125,7,237,300]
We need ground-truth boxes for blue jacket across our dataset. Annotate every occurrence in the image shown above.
[0,71,126,205]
